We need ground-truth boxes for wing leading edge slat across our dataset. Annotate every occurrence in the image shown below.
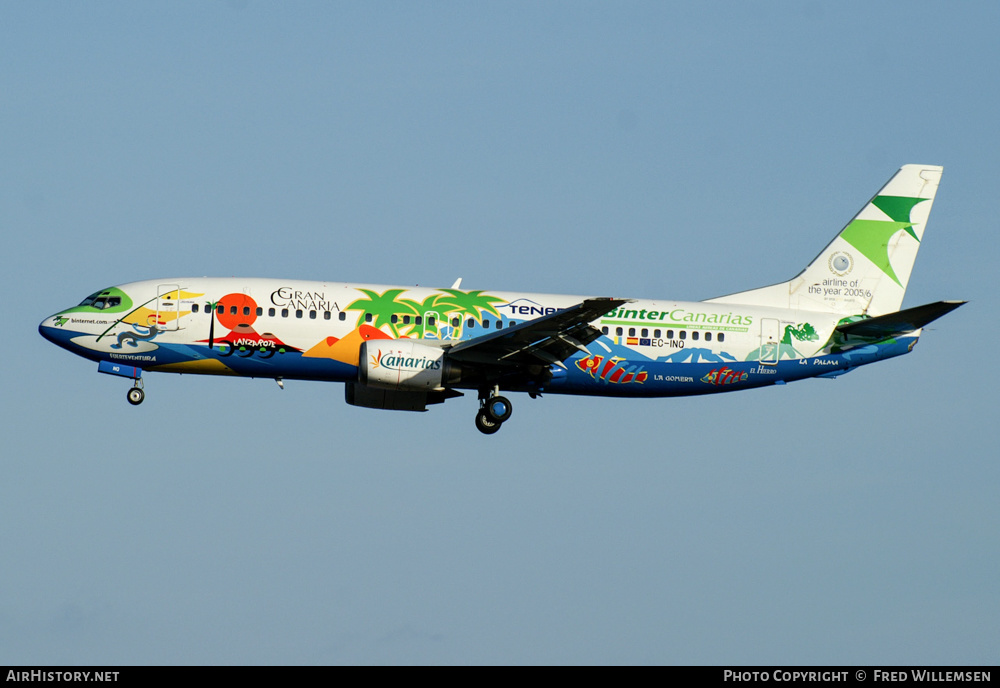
[446,297,629,368]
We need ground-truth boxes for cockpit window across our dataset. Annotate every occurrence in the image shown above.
[78,292,102,307]
[72,288,131,313]
[78,292,121,309]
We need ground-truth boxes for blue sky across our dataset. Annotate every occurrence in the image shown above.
[2,1,997,664]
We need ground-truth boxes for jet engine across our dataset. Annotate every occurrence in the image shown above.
[358,339,458,391]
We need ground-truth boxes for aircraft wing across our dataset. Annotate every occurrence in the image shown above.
[836,300,966,339]
[446,297,628,368]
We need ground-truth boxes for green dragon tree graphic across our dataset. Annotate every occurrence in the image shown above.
[745,322,819,362]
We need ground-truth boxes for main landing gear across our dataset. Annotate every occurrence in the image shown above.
[475,386,512,435]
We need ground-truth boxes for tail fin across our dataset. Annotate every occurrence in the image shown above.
[706,164,943,316]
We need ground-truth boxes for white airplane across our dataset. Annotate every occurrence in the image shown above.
[40,164,963,434]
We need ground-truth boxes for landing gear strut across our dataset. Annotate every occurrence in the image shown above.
[126,381,145,406]
[475,386,512,434]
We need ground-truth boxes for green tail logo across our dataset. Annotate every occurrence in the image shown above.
[841,195,928,286]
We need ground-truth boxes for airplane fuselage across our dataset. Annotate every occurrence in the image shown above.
[38,277,912,400]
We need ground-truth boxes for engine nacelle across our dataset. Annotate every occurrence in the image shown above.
[359,339,455,391]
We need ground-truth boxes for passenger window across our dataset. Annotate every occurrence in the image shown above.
[427,317,435,327]
[628,327,636,337]
[403,315,411,325]
[452,318,460,327]
[641,328,648,338]
[256,307,263,316]
[309,311,316,319]
[415,316,422,325]
[268,308,276,317]
[602,326,609,335]
[281,309,289,318]
[692,331,699,341]
[496,321,502,330]
[339,312,346,321]
[667,330,674,339]
[192,304,200,313]
[324,311,331,320]
[616,327,623,336]
[482,319,490,328]
[243,306,250,316]
[467,318,475,328]
[217,306,224,315]
[654,329,661,338]
[365,313,373,323]
[680,331,687,340]
[230,306,238,315]
[705,332,712,341]
[718,333,725,342]
[296,310,303,318]
[391,314,398,324]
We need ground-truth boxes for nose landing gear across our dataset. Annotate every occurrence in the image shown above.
[97,361,146,406]
[126,381,145,405]
[475,386,512,435]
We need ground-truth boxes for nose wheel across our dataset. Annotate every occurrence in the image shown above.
[126,383,145,406]
[475,387,512,434]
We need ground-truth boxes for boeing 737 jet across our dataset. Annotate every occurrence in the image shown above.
[39,164,963,434]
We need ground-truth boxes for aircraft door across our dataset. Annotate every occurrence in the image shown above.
[423,310,441,339]
[759,318,780,365]
[156,284,181,331]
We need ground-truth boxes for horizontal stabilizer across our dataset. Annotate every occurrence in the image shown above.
[836,300,965,339]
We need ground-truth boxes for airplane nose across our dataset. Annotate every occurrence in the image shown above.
[39,317,54,342]
[38,315,64,345]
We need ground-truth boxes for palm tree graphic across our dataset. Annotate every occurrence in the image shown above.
[345,287,507,339]
[432,289,505,338]
[345,289,419,337]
